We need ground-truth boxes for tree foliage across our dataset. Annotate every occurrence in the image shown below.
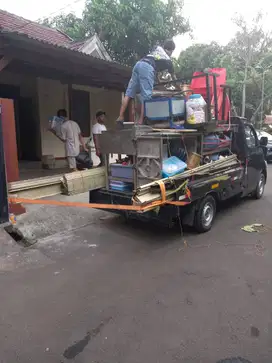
[176,42,224,78]
[42,13,87,41]
[42,0,190,66]
[175,13,272,124]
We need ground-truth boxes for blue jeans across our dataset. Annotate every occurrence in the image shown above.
[125,61,155,103]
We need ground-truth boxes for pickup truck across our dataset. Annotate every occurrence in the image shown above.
[90,117,267,233]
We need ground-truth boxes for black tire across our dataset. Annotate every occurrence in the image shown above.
[252,172,265,199]
[216,358,252,363]
[194,195,216,233]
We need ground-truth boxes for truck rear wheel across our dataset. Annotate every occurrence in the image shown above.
[194,195,216,233]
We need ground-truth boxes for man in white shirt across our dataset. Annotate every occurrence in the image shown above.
[92,110,107,166]
[57,109,88,171]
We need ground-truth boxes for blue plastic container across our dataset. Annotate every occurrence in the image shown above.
[109,181,132,191]
[110,164,133,180]
[144,97,185,120]
[162,156,187,178]
[210,154,219,161]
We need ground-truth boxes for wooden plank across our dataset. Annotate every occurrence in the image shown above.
[9,183,62,200]
[63,167,106,195]
[8,175,63,192]
[152,128,197,133]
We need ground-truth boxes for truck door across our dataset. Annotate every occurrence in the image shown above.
[244,123,263,192]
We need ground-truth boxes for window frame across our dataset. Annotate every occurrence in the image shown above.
[244,124,258,149]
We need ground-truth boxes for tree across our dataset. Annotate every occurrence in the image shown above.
[42,13,87,41]
[227,13,272,117]
[174,13,272,123]
[175,42,224,78]
[42,0,190,66]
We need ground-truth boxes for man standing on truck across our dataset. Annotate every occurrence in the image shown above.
[92,110,107,166]
[57,109,88,172]
[116,39,176,125]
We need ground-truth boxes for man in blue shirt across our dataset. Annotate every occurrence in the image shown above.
[117,39,176,125]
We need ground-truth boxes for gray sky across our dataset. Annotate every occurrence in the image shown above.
[1,0,272,56]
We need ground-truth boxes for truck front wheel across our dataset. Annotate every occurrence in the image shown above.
[194,195,216,233]
[252,172,265,199]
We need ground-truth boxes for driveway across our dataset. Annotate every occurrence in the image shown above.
[1,166,272,363]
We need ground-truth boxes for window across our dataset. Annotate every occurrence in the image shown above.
[244,125,257,148]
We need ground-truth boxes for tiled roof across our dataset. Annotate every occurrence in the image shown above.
[0,9,72,46]
[68,40,86,50]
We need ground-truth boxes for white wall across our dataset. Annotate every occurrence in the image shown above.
[38,78,122,159]
[0,71,122,167]
[72,84,121,130]
[37,78,69,158]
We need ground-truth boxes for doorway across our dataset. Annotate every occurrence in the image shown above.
[0,84,40,161]
[18,97,40,161]
[71,89,91,137]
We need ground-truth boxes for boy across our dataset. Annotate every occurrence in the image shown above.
[92,110,107,166]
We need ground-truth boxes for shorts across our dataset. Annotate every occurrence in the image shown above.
[125,61,155,103]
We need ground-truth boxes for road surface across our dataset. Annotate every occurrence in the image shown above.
[1,166,272,363]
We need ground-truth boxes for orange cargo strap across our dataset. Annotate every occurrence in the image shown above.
[8,189,190,212]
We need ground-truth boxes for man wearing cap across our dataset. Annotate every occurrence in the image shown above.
[92,110,107,166]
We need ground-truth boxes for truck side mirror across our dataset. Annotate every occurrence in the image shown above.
[260,136,268,146]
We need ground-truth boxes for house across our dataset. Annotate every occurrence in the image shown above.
[0,9,111,59]
[0,9,131,184]
[69,34,112,61]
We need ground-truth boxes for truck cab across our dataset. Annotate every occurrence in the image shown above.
[231,117,267,196]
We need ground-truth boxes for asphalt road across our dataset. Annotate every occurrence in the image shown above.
[1,166,272,363]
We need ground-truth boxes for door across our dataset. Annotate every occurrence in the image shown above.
[71,90,90,137]
[244,123,263,192]
[0,105,9,224]
[0,84,20,157]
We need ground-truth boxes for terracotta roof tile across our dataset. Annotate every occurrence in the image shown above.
[0,9,72,46]
[68,40,86,50]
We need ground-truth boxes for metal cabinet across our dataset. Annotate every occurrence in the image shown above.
[100,125,202,190]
